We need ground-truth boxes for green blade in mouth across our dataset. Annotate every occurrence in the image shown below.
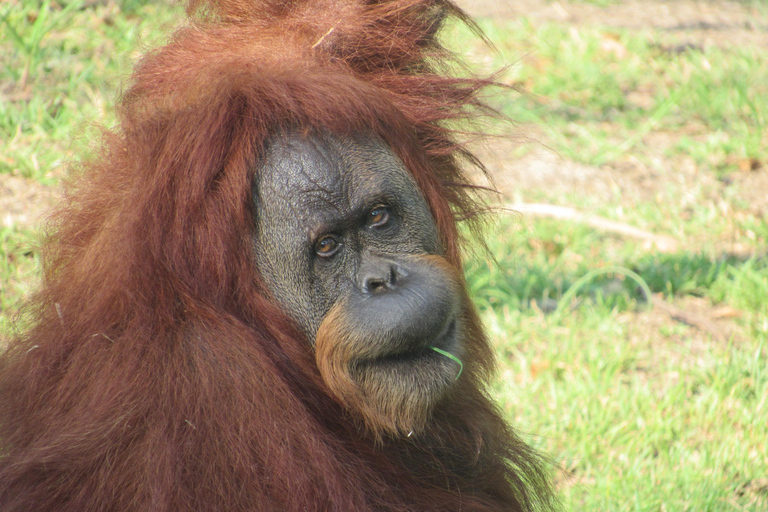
[428,346,463,380]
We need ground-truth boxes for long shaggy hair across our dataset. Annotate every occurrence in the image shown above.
[0,1,554,510]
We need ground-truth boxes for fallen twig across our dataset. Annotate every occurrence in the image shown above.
[507,203,679,252]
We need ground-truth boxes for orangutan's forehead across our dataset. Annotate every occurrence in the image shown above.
[257,133,419,216]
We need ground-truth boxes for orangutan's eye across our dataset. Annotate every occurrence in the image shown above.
[368,206,390,228]
[315,235,341,257]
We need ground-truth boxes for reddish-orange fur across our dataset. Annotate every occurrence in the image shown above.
[0,1,553,510]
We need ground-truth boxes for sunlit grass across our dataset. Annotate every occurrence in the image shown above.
[0,0,182,181]
[466,216,767,510]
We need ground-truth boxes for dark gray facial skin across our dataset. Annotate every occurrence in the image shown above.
[253,133,443,336]
[253,133,466,434]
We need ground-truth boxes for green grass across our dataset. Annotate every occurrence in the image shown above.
[467,216,767,510]
[455,6,768,509]
[2,1,768,510]
[0,0,181,182]
[0,225,40,336]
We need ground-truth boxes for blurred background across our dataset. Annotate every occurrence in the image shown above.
[1,0,766,509]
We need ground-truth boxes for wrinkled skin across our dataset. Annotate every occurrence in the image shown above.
[253,133,466,436]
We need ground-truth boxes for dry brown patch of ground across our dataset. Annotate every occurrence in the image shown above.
[462,0,768,48]
[0,174,55,229]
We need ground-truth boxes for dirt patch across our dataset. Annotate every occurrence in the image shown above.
[469,134,766,220]
[460,0,768,48]
[469,138,639,202]
[0,174,56,229]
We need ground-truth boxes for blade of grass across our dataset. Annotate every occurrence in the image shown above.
[428,346,463,379]
[552,266,653,321]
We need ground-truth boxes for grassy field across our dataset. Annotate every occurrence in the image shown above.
[1,0,767,510]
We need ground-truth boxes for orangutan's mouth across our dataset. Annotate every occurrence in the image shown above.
[356,318,459,373]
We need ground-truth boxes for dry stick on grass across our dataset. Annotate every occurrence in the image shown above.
[651,295,733,343]
[508,203,679,253]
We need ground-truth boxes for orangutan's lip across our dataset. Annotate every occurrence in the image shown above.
[360,318,458,368]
